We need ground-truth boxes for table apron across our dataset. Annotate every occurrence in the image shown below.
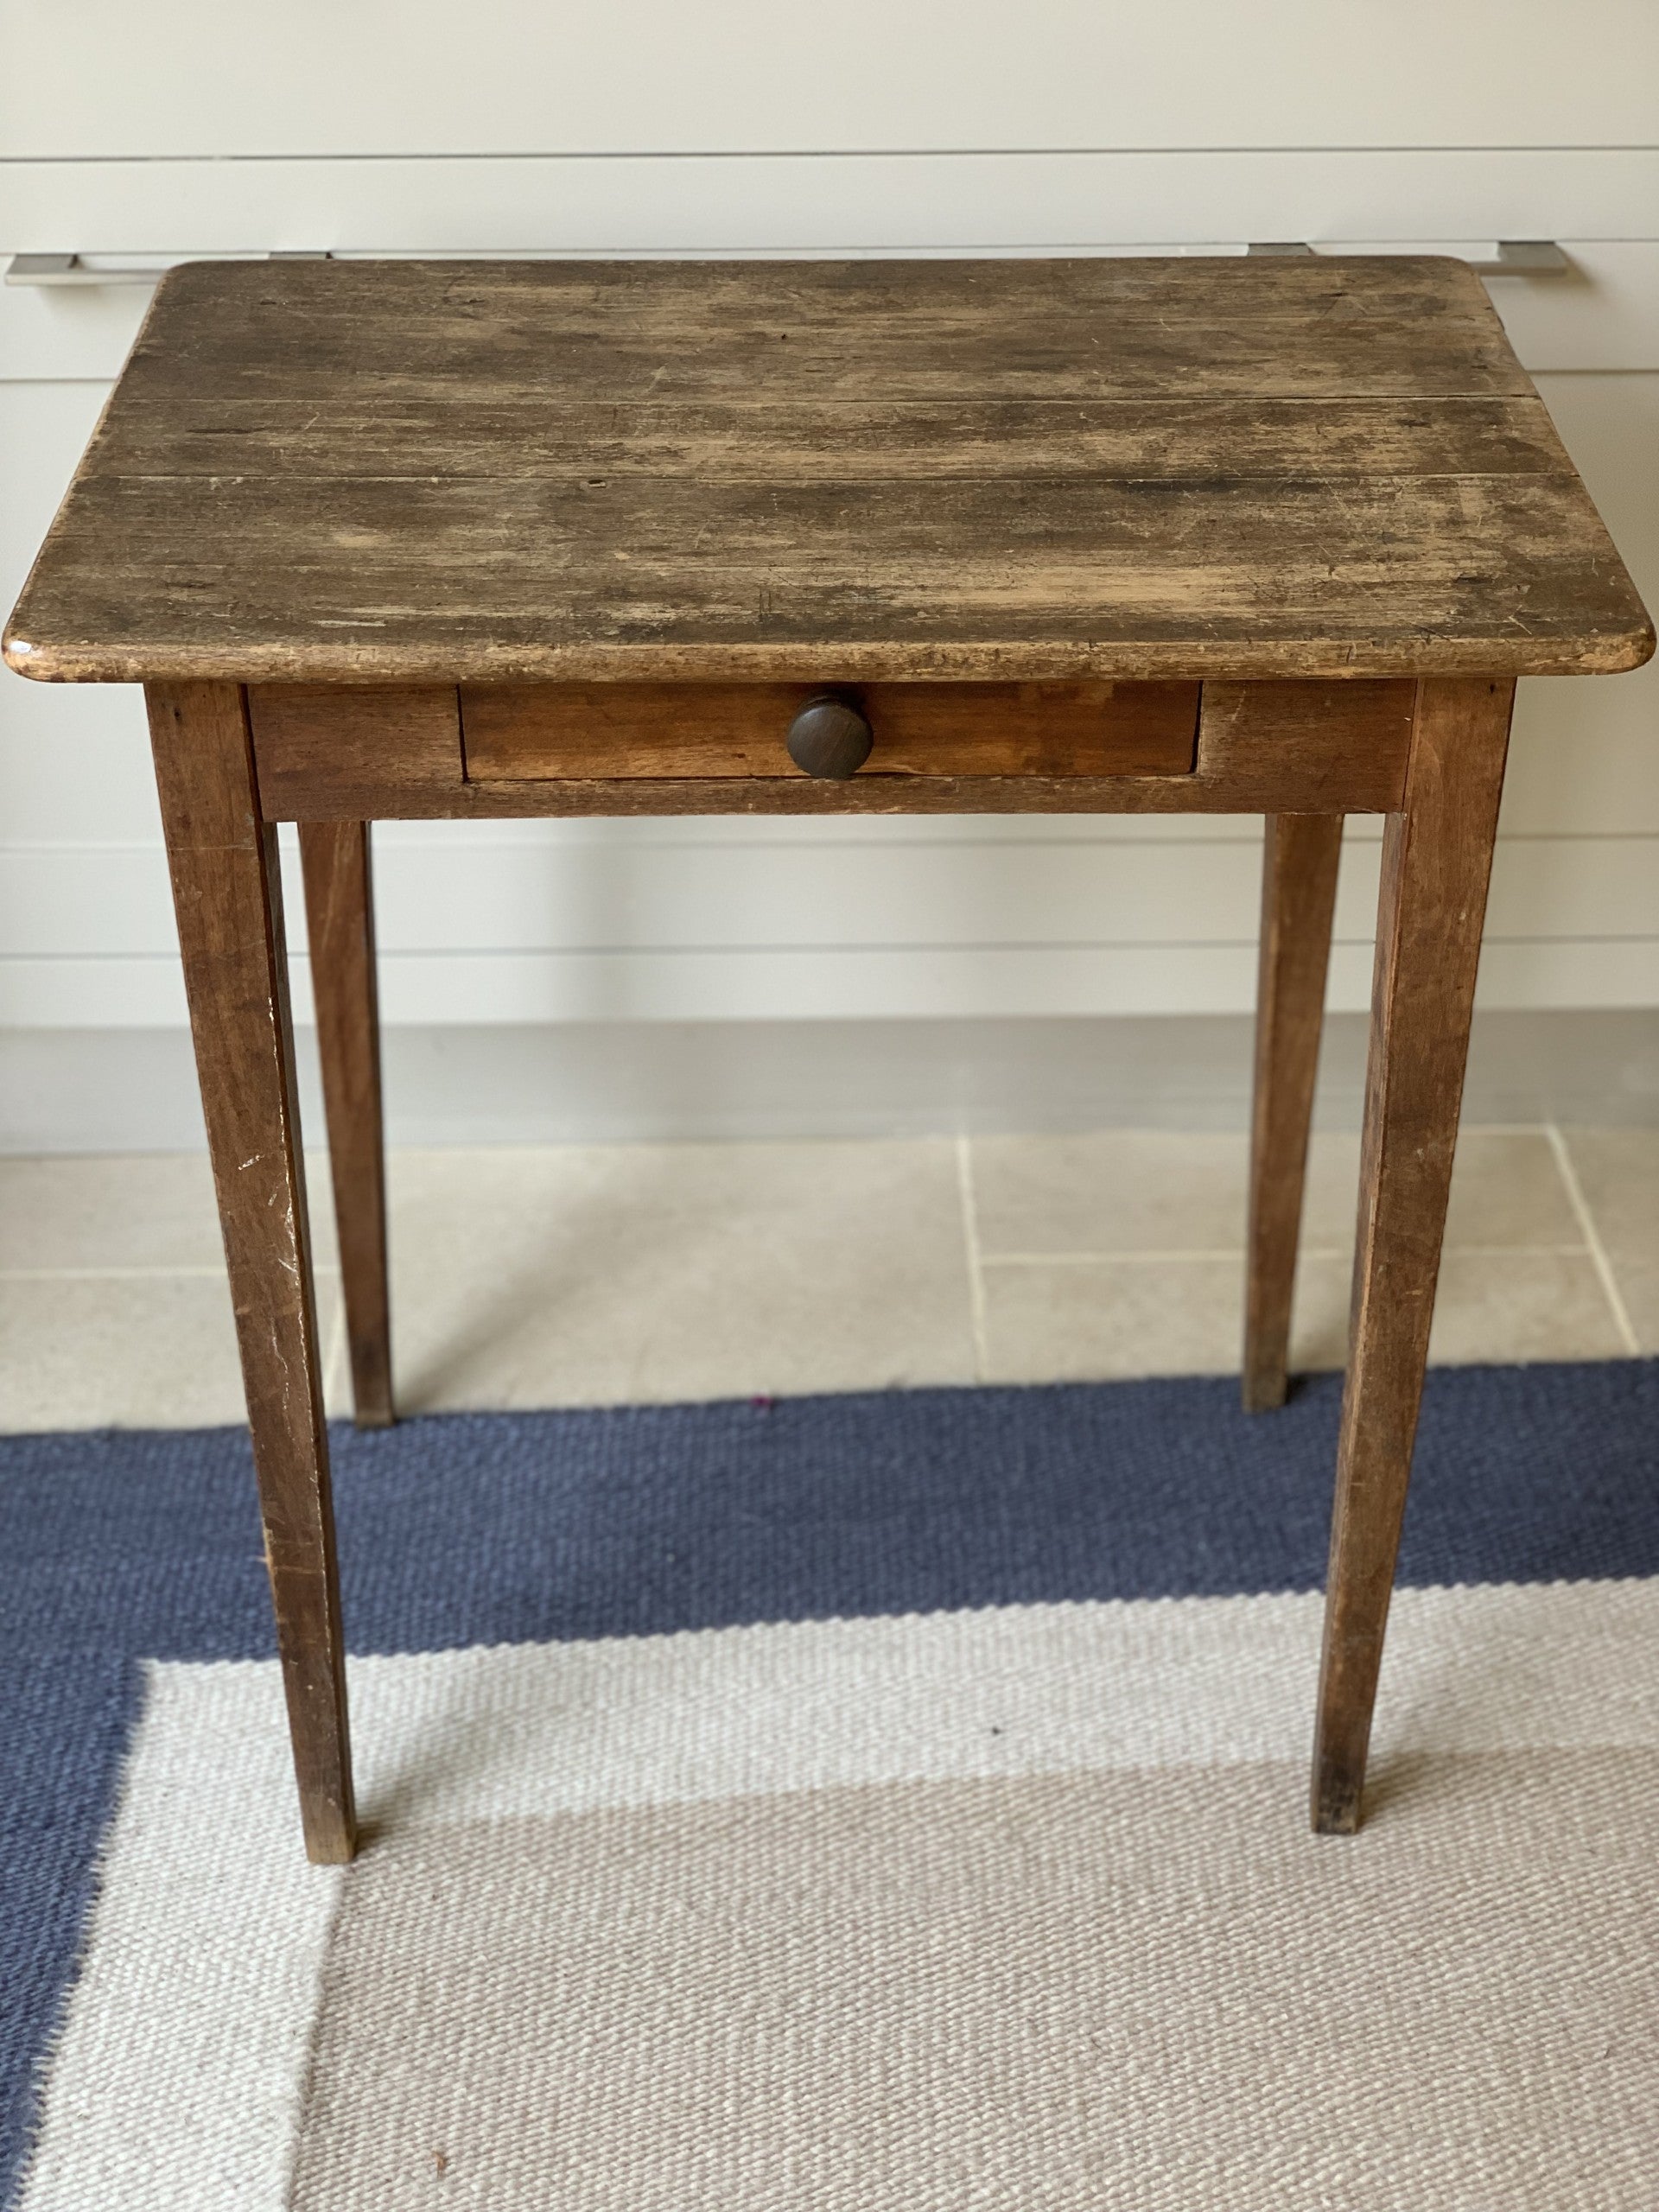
[247,677,1416,823]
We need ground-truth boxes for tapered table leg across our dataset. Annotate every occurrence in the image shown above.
[147,682,356,1864]
[1312,678,1514,1834]
[1243,812,1344,1411]
[300,821,394,1429]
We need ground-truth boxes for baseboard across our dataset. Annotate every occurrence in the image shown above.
[3,1010,1657,1154]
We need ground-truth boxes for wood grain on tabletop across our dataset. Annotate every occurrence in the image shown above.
[6,257,1651,685]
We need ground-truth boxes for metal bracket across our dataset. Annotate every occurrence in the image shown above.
[1249,238,1568,277]
[5,243,1570,288]
[4,250,331,288]
[1464,240,1571,276]
[6,253,140,286]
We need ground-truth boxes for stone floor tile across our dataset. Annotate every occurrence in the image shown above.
[386,1140,977,1409]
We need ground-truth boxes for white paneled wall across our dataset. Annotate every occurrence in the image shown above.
[5,1,1656,156]
[5,156,1659,264]
[1,7,1656,1136]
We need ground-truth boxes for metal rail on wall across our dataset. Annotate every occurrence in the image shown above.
[6,242,1574,285]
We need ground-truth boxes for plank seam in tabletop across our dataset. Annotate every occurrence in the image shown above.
[4,256,1651,686]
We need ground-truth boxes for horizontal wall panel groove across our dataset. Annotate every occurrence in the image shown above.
[3,3,1658,162]
[3,836,1656,960]
[6,821,1640,854]
[5,937,1655,1030]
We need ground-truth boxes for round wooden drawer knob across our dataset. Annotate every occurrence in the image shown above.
[786,692,874,779]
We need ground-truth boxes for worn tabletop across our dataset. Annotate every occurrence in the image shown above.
[5,256,1651,686]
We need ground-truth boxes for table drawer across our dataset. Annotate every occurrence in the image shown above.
[459,681,1201,783]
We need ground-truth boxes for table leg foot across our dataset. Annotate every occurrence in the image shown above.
[303,1802,359,1866]
[1311,1763,1364,1835]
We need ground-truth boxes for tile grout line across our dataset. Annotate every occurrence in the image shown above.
[975,1243,1593,1268]
[0,1263,342,1283]
[981,1248,1259,1268]
[1544,1122,1643,1357]
[1459,1121,1562,1139]
[954,1133,991,1383]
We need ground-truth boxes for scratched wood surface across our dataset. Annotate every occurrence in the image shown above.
[147,678,355,1861]
[1313,677,1516,1833]
[5,257,1651,686]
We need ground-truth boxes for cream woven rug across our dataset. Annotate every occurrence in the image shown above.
[22,1584,1659,2210]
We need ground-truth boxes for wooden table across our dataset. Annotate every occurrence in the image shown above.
[7,257,1651,1863]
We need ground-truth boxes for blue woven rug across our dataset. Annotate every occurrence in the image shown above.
[6,1360,1658,2211]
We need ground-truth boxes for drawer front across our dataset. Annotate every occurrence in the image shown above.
[460,681,1201,783]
